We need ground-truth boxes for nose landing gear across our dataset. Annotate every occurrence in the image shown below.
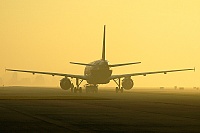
[73,87,82,93]
[85,84,98,93]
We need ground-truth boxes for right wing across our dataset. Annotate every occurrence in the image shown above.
[6,69,88,80]
[110,68,195,80]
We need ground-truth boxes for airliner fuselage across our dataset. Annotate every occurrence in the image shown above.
[84,59,112,84]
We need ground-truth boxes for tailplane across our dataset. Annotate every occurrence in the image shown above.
[70,62,95,66]
[109,62,141,67]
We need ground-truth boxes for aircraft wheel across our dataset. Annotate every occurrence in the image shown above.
[71,83,74,89]
[116,87,119,93]
[79,87,82,93]
[120,87,124,93]
[92,88,95,93]
[95,88,98,93]
[71,88,74,93]
[74,87,77,93]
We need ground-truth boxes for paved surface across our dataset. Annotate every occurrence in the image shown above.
[0,86,199,132]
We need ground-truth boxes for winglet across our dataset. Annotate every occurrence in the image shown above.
[102,25,106,60]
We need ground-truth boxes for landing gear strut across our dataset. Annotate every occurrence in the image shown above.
[113,78,123,93]
[72,78,83,93]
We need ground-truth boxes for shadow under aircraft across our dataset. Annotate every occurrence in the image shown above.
[6,25,195,93]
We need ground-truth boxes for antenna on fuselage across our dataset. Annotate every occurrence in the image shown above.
[102,25,106,61]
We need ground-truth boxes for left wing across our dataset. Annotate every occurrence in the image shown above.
[6,69,88,80]
[110,68,195,80]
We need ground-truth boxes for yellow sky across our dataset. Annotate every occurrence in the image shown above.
[0,0,199,87]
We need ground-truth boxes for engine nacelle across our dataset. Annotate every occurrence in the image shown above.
[60,78,71,90]
[122,78,134,90]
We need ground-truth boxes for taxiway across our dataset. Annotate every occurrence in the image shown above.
[0,86,199,132]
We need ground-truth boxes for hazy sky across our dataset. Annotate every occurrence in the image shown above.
[0,0,199,87]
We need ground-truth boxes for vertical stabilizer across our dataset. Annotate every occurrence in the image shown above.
[102,25,106,60]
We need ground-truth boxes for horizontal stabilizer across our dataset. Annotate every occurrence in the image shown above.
[70,62,95,66]
[109,62,141,67]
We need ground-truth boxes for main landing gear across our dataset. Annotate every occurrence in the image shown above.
[72,78,83,93]
[113,78,124,93]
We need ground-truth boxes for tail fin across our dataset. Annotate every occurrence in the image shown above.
[102,25,106,60]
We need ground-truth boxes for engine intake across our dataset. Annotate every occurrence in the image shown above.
[60,78,71,90]
[122,78,134,90]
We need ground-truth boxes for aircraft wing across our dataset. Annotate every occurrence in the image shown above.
[110,68,195,80]
[6,69,88,80]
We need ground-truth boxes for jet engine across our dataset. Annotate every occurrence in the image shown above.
[60,78,72,90]
[122,78,134,90]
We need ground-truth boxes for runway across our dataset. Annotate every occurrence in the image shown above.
[0,86,199,132]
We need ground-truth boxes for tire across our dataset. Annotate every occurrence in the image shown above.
[79,87,82,93]
[120,87,124,93]
[116,87,119,93]
[74,87,77,93]
[86,87,89,93]
[71,88,74,93]
[95,88,98,93]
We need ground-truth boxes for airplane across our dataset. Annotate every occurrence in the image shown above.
[6,25,195,93]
